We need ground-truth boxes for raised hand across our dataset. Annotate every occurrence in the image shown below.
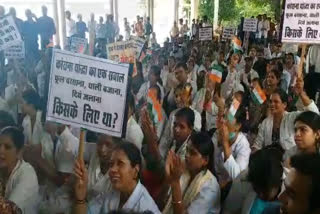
[73,159,88,201]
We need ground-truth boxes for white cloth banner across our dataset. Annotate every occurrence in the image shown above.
[282,0,320,44]
[0,15,22,51]
[222,27,235,40]
[243,18,258,32]
[199,27,213,41]
[47,49,130,137]
[4,41,25,59]
[70,37,88,54]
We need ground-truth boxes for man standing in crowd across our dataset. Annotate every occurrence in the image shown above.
[135,15,144,38]
[144,17,153,41]
[95,16,107,51]
[76,14,87,38]
[124,17,131,41]
[65,11,76,39]
[9,7,23,33]
[87,13,96,55]
[191,19,197,39]
[23,9,40,64]
[37,6,56,50]
[261,14,270,46]
[105,15,116,43]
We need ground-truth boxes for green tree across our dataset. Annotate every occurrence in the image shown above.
[198,0,277,26]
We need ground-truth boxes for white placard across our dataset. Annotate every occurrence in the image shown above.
[243,18,258,32]
[47,49,130,138]
[199,27,213,41]
[4,41,25,59]
[0,15,22,51]
[70,37,88,54]
[282,0,320,44]
[222,27,235,40]
[130,36,146,58]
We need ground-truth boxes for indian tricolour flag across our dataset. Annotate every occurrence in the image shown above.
[210,64,223,83]
[227,98,240,122]
[252,86,267,105]
[232,36,242,53]
[147,89,163,125]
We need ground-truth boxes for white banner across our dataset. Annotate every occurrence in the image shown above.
[47,49,130,137]
[4,41,25,59]
[222,27,235,40]
[70,37,88,54]
[243,18,258,32]
[282,0,320,44]
[199,27,213,41]
[0,15,22,51]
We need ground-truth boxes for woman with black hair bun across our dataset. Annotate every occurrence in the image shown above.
[284,111,320,165]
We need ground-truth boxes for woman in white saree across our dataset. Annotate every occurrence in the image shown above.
[161,131,221,214]
[73,142,161,214]
[0,126,39,214]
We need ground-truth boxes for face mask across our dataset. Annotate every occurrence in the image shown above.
[229,132,236,141]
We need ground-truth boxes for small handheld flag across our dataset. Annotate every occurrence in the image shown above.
[147,89,163,125]
[210,64,224,83]
[227,98,240,122]
[252,86,266,105]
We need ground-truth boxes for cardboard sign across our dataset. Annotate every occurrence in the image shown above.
[107,40,136,63]
[243,18,258,32]
[0,15,22,51]
[47,49,130,138]
[70,37,88,54]
[222,27,235,40]
[199,27,213,41]
[130,36,146,58]
[282,0,320,44]
[4,41,25,59]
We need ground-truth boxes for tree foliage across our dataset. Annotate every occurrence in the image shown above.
[198,0,279,26]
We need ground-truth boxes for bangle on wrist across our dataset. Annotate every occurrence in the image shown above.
[172,200,182,205]
[75,199,87,204]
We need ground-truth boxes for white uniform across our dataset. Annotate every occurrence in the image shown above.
[212,132,251,181]
[254,102,319,151]
[87,181,161,214]
[4,160,39,214]
[22,111,44,145]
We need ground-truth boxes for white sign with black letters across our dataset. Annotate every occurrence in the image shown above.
[47,49,130,137]
[222,27,235,40]
[0,15,22,51]
[282,0,320,43]
[199,27,213,41]
[4,41,25,59]
[243,18,258,32]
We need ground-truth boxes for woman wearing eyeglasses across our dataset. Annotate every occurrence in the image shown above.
[0,127,39,214]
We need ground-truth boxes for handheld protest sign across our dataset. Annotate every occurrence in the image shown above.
[282,0,320,44]
[46,49,131,159]
[0,15,22,51]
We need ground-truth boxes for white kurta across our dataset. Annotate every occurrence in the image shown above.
[88,181,161,214]
[212,132,251,181]
[254,102,319,151]
[22,111,44,145]
[4,160,39,214]
[87,151,112,201]
[125,116,144,151]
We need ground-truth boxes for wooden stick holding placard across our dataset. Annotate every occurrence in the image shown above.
[297,44,307,78]
[78,129,85,161]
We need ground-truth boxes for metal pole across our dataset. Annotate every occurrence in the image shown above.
[52,0,60,46]
[58,0,66,49]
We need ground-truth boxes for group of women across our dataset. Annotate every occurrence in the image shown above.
[0,35,319,214]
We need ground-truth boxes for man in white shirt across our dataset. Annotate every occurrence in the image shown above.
[65,11,76,39]
[261,14,270,47]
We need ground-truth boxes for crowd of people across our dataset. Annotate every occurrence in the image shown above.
[1,4,320,214]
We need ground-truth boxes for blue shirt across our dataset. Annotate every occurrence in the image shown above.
[76,21,87,38]
[37,16,56,41]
